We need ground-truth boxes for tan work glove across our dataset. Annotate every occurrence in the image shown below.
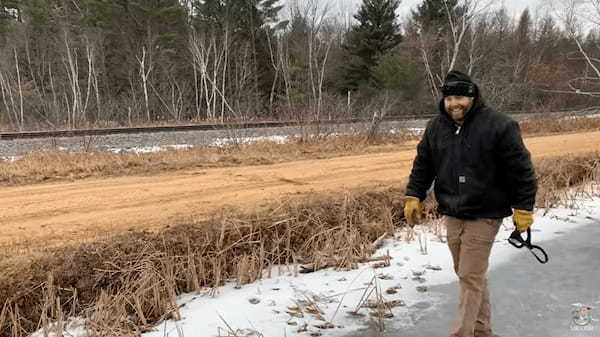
[404,196,424,226]
[513,209,534,232]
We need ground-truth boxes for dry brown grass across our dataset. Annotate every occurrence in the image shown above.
[535,152,600,208]
[0,132,416,186]
[519,115,600,136]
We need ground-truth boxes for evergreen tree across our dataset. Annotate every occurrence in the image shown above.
[193,0,283,114]
[512,8,532,84]
[342,0,403,91]
[195,0,281,28]
[412,0,458,28]
[516,8,531,45]
[373,48,423,96]
[279,9,312,103]
[409,0,464,92]
[78,0,190,100]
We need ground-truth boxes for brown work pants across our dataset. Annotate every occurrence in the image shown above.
[444,216,502,337]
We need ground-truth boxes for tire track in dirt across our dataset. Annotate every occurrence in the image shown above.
[0,131,597,252]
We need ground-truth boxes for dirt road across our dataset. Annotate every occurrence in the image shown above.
[1,131,597,252]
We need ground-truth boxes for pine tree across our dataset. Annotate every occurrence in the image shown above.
[342,0,403,91]
[193,0,283,113]
[411,0,459,28]
[195,0,281,29]
[81,0,190,98]
[373,49,422,93]
[516,8,531,46]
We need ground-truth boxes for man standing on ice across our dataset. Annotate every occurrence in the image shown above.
[403,70,537,337]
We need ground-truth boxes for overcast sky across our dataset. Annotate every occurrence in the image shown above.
[395,0,547,18]
[283,0,554,23]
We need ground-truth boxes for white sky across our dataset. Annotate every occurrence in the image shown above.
[282,0,552,23]
[277,1,600,33]
[402,0,547,17]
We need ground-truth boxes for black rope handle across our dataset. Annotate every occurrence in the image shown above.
[508,227,549,264]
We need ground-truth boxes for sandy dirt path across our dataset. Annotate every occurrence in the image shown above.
[0,131,597,251]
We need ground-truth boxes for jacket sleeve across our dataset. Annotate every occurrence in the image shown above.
[497,119,537,211]
[405,121,436,201]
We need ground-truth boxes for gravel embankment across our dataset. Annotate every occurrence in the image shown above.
[2,110,596,158]
[0,119,428,158]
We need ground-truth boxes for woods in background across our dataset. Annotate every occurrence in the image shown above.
[0,0,598,130]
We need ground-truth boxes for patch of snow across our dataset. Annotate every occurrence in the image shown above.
[106,144,194,154]
[0,156,20,162]
[210,135,290,147]
[28,318,86,337]
[404,128,425,135]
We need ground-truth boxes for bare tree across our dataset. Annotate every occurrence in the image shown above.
[189,27,238,121]
[415,0,495,101]
[136,46,153,121]
[443,0,495,72]
[0,66,20,129]
[539,0,600,97]
[14,48,24,129]
[278,0,339,122]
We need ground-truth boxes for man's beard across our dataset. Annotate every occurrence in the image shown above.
[449,106,467,122]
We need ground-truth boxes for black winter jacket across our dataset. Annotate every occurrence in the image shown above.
[405,99,537,219]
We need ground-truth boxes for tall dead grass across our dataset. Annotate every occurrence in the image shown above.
[535,153,600,208]
[0,153,599,337]
[519,115,600,136]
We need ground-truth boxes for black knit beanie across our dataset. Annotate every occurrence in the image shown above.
[441,70,477,98]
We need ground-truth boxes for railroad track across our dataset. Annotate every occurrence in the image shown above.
[2,107,597,140]
[0,116,435,140]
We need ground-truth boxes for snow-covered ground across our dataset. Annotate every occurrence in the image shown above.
[29,193,600,337]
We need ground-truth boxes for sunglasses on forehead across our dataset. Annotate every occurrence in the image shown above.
[440,81,476,97]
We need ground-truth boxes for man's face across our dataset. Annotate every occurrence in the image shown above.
[444,95,473,124]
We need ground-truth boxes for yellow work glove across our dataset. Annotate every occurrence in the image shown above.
[513,209,534,232]
[404,196,424,226]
